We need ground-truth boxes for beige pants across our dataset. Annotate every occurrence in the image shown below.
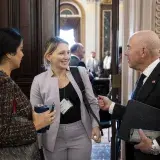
[44,120,92,160]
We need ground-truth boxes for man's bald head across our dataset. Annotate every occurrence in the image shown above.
[130,30,160,56]
[125,30,160,71]
[70,43,85,59]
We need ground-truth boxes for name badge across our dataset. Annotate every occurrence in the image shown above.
[60,99,73,114]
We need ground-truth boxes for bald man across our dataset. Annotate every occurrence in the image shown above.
[98,30,160,160]
[69,43,86,67]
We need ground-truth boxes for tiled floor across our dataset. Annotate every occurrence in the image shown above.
[91,128,111,160]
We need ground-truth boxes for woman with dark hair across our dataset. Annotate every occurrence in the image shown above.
[0,28,56,160]
[30,37,101,160]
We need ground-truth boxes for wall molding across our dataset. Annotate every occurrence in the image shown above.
[155,0,160,38]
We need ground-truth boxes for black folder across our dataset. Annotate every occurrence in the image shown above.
[118,100,160,141]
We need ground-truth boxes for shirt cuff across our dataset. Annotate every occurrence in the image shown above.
[109,102,115,114]
[153,139,160,151]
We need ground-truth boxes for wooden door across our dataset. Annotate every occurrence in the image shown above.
[0,0,60,98]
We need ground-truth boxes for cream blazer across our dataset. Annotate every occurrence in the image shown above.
[30,67,99,152]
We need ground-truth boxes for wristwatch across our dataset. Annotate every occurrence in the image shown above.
[150,142,160,155]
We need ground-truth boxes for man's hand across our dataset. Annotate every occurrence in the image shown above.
[91,126,101,143]
[98,95,112,111]
[134,129,152,153]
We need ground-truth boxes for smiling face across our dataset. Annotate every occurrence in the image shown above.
[9,40,24,70]
[46,43,70,70]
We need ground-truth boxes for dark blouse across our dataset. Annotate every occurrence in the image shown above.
[59,82,81,124]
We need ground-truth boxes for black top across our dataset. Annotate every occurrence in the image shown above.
[59,82,81,124]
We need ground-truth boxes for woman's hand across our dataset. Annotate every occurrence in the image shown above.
[33,110,56,131]
[91,126,101,143]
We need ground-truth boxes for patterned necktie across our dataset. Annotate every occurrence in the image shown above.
[131,73,146,100]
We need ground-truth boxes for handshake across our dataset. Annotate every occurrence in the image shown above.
[97,95,113,111]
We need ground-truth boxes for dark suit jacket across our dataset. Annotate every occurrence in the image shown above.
[112,62,160,160]
[69,56,86,67]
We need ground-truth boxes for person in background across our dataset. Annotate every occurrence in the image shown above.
[103,51,111,77]
[69,43,94,83]
[69,43,86,67]
[0,28,55,160]
[30,37,101,160]
[98,30,160,160]
[87,51,99,77]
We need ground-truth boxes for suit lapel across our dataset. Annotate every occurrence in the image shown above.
[46,69,60,108]
[72,56,80,63]
[137,62,160,102]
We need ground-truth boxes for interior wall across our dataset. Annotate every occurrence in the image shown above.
[0,0,60,97]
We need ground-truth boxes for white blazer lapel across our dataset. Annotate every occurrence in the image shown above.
[45,69,60,111]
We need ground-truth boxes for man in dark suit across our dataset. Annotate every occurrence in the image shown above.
[69,43,86,67]
[98,30,160,160]
[69,43,94,83]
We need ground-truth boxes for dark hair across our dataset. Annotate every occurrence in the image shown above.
[70,43,81,53]
[44,36,68,69]
[0,28,22,60]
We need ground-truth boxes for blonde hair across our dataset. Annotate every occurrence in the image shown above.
[43,37,68,69]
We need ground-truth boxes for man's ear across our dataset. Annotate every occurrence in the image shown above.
[141,47,148,58]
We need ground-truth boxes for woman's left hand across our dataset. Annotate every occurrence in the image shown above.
[91,126,101,143]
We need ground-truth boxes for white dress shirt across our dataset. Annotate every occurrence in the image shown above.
[103,55,111,69]
[86,57,99,73]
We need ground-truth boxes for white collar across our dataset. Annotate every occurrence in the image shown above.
[143,58,160,77]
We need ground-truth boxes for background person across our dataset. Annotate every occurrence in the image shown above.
[86,51,99,77]
[69,43,94,83]
[69,43,86,67]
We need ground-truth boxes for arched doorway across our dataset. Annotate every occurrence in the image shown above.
[60,0,85,46]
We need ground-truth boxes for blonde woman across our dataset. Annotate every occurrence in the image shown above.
[30,37,101,160]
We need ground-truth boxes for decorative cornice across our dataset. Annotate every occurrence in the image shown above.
[155,0,160,38]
